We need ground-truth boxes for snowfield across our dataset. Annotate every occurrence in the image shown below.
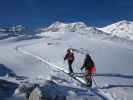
[0,21,133,100]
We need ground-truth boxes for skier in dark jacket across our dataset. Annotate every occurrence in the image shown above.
[81,54,96,87]
[64,48,75,74]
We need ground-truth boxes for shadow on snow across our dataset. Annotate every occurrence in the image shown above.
[0,64,16,77]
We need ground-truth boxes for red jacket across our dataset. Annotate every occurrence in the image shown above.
[87,66,96,73]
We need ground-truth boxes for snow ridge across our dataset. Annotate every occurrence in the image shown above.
[98,20,133,40]
[38,21,104,35]
[37,20,133,41]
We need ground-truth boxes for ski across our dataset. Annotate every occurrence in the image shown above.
[71,73,133,79]
[58,69,89,87]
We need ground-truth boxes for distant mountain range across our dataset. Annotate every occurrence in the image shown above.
[0,25,26,33]
[38,21,104,34]
[1,20,133,41]
[38,20,133,40]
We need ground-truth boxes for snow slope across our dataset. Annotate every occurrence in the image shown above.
[0,38,100,99]
[19,32,133,100]
[98,20,133,40]
[0,25,133,99]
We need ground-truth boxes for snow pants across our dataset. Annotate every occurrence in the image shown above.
[68,60,73,73]
[85,71,92,87]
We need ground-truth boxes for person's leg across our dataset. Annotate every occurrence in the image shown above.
[68,60,73,73]
[85,71,92,87]
[88,75,92,87]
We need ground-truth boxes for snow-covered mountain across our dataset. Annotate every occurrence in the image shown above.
[0,25,39,41]
[38,20,133,41]
[98,20,133,40]
[38,21,104,35]
[10,25,26,33]
[0,28,7,32]
[0,25,26,33]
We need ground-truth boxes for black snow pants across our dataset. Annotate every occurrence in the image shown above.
[68,60,73,73]
[85,71,92,87]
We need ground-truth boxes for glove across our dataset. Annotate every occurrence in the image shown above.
[80,67,84,70]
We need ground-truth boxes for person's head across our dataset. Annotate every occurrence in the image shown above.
[67,48,73,53]
[69,49,73,53]
[86,54,91,59]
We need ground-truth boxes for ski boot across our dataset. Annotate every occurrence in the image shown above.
[86,80,92,87]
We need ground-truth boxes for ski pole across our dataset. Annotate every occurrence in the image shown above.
[92,76,99,88]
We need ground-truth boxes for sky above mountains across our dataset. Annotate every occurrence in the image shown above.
[0,0,133,28]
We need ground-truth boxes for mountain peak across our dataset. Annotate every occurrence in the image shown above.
[114,20,131,26]
[49,21,87,28]
[49,21,65,28]
[118,20,130,23]
[40,21,90,33]
[99,20,133,40]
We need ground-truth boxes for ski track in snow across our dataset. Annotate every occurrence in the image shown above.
[15,41,115,100]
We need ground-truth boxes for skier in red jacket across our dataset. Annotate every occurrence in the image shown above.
[64,48,75,74]
[81,54,96,87]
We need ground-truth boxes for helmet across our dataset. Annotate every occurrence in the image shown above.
[67,48,73,52]
[70,49,73,53]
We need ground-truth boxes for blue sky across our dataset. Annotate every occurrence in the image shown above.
[0,0,133,28]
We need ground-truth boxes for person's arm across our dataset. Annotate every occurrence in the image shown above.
[91,58,95,67]
[73,53,75,61]
[64,53,68,60]
[80,66,84,70]
[80,59,87,70]
[81,59,86,70]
